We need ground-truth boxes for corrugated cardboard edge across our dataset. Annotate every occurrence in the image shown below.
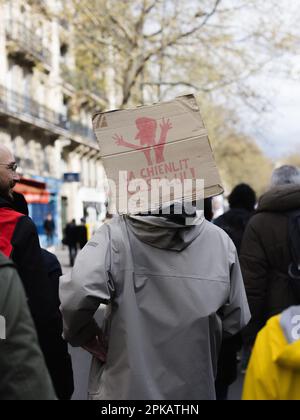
[92,94,199,130]
[92,95,224,200]
[204,185,224,199]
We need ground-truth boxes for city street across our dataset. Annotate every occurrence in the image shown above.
[1,0,300,402]
[55,246,91,400]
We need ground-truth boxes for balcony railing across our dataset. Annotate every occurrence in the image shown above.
[0,85,96,142]
[5,20,51,68]
[68,121,95,141]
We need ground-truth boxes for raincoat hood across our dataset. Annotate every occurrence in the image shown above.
[260,307,300,372]
[243,309,300,400]
[257,185,300,213]
[126,212,205,251]
[275,306,300,370]
[60,214,250,400]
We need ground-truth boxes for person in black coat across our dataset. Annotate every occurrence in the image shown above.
[214,184,256,253]
[0,186,59,382]
[43,214,55,247]
[41,248,74,400]
[6,190,74,399]
[77,218,88,249]
[64,219,78,266]
[213,184,256,400]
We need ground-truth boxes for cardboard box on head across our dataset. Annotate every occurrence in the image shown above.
[93,94,223,215]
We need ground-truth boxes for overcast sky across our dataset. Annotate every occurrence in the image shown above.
[229,1,300,161]
[256,77,300,160]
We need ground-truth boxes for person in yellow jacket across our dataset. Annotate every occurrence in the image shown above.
[243,306,300,400]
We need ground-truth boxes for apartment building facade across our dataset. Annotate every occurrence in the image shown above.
[0,0,107,246]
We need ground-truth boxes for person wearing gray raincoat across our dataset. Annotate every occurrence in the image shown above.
[60,208,250,400]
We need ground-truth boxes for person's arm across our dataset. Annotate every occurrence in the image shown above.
[240,219,269,345]
[0,264,56,400]
[60,224,113,351]
[158,118,172,146]
[113,134,140,150]
[220,239,251,337]
[82,333,108,363]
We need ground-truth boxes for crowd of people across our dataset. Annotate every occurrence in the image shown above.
[0,142,300,400]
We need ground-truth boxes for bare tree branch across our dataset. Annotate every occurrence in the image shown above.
[106,5,135,47]
[143,0,158,16]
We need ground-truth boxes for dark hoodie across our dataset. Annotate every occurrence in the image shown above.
[240,184,300,345]
[214,208,254,255]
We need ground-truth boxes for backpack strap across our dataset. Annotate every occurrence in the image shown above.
[0,254,15,270]
[286,210,300,280]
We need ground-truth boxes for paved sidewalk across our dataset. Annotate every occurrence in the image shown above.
[228,373,244,400]
[53,246,91,400]
[53,246,73,275]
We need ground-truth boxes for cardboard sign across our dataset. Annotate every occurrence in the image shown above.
[93,95,223,214]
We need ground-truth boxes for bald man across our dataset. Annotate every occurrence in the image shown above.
[0,145,20,200]
[0,145,74,400]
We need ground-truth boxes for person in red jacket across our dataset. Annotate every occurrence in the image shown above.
[0,145,54,328]
[0,145,74,400]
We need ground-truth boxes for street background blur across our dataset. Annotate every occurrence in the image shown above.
[2,0,300,400]
[0,0,299,246]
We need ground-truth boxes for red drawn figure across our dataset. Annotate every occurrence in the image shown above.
[114,117,172,166]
